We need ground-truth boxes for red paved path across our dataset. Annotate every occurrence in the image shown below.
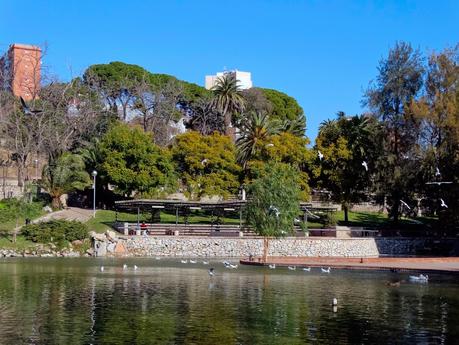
[240,257,459,273]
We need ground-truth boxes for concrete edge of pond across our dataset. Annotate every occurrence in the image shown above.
[240,257,459,274]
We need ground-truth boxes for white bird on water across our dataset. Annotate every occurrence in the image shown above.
[409,274,428,282]
[123,264,127,270]
[208,268,215,276]
[229,264,238,269]
[321,267,331,273]
[400,200,411,210]
[155,257,161,260]
[269,264,276,269]
[189,260,197,264]
[202,261,209,265]
[100,266,104,272]
[440,199,448,208]
[134,265,138,271]
[362,161,368,171]
[303,267,311,272]
[181,259,188,264]
[318,151,324,161]
[288,266,296,271]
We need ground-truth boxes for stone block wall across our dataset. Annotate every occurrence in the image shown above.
[119,237,380,258]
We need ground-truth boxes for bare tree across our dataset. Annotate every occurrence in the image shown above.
[132,78,185,145]
[189,96,225,135]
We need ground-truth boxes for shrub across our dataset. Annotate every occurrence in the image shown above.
[22,220,88,246]
[322,212,337,228]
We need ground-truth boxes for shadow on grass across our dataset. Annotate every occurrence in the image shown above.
[338,211,441,233]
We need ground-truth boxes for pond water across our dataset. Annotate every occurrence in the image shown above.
[0,258,458,344]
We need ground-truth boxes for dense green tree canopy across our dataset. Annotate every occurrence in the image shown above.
[315,113,381,221]
[98,123,176,197]
[171,131,241,199]
[83,61,209,111]
[258,88,305,122]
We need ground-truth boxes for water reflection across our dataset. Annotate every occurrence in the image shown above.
[0,258,458,344]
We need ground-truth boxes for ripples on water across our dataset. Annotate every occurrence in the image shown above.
[0,258,458,344]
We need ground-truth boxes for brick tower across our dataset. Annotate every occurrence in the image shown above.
[0,44,41,100]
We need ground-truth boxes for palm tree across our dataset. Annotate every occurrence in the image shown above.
[41,153,91,209]
[236,111,279,167]
[280,114,307,137]
[211,73,246,136]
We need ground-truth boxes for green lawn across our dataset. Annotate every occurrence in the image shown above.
[0,200,46,233]
[86,209,242,233]
[85,209,439,234]
[335,210,438,229]
[0,235,37,250]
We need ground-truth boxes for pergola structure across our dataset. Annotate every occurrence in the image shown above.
[114,199,337,230]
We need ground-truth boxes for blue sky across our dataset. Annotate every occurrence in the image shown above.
[1,0,458,140]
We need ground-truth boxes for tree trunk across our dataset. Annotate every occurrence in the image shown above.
[17,161,26,188]
[51,196,62,209]
[343,204,349,223]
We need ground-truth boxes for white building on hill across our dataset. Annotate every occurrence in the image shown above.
[205,70,252,90]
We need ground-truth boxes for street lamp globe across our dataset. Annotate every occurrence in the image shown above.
[92,170,98,177]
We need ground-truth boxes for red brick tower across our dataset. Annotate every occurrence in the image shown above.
[0,44,41,100]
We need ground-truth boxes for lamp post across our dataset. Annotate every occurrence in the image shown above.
[92,170,97,218]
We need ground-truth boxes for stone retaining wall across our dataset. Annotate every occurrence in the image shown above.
[375,238,459,256]
[119,237,380,258]
[91,231,459,258]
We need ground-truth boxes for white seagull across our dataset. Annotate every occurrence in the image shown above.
[440,199,448,208]
[362,161,368,171]
[400,200,411,210]
[229,264,238,269]
[268,264,276,269]
[202,261,209,265]
[302,267,311,272]
[318,151,324,161]
[20,96,43,115]
[201,159,208,166]
[100,266,104,272]
[189,260,197,264]
[409,274,428,282]
[208,268,215,276]
[321,267,331,273]
[181,259,188,264]
[288,266,296,271]
[134,265,138,271]
[435,167,441,177]
[269,205,280,218]
[123,264,128,270]
[426,181,453,186]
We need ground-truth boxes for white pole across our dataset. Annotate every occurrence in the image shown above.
[93,174,96,218]
[92,170,97,218]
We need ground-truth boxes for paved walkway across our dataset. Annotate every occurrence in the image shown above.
[240,256,459,273]
[32,207,94,223]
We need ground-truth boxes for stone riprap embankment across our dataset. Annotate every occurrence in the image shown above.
[0,243,86,258]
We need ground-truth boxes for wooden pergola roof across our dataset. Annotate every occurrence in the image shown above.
[115,199,336,212]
